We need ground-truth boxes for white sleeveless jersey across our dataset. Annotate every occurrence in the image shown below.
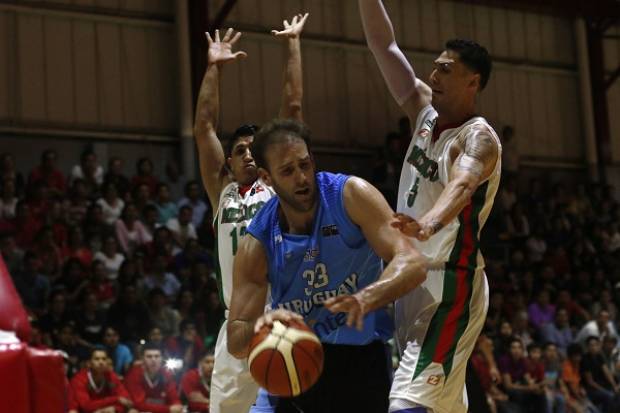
[397,105,501,268]
[214,179,274,309]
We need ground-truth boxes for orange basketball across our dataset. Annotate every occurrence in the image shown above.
[248,319,324,397]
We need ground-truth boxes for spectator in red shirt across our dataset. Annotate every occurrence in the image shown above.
[28,149,66,196]
[180,352,214,412]
[70,348,136,413]
[4,200,42,249]
[131,158,158,197]
[63,226,94,268]
[124,341,183,413]
[166,319,204,372]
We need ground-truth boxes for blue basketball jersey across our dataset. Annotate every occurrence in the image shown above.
[247,172,393,345]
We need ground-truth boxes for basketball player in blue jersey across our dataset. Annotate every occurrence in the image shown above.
[193,15,309,413]
[325,2,501,413]
[226,119,428,413]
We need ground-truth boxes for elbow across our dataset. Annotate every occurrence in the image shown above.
[226,325,248,360]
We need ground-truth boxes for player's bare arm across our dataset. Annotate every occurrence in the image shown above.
[325,177,427,330]
[193,28,247,211]
[393,126,499,240]
[273,13,309,122]
[227,235,302,359]
[358,0,431,125]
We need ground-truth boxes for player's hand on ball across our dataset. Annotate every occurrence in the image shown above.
[324,294,367,331]
[254,309,303,333]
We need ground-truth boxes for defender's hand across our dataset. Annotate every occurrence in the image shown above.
[207,28,247,65]
[271,13,309,39]
[324,294,367,331]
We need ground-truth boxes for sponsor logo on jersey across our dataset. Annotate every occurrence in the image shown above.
[221,201,266,224]
[407,146,439,182]
[277,273,358,317]
[303,248,320,262]
[321,224,339,237]
[427,374,443,386]
[425,117,437,128]
[250,184,265,196]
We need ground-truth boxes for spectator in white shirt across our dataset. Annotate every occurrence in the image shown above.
[0,177,18,219]
[576,309,620,347]
[166,206,197,248]
[96,182,125,226]
[70,151,104,187]
[93,235,125,281]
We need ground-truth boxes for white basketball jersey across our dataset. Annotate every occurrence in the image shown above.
[214,179,274,309]
[396,105,501,268]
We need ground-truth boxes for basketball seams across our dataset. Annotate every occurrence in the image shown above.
[292,341,324,376]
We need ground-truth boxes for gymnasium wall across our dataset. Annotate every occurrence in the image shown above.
[604,25,620,164]
[0,0,614,177]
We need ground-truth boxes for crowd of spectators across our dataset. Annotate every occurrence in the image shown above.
[4,127,620,413]
[0,149,219,412]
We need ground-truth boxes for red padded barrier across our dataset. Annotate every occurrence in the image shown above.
[0,342,30,413]
[0,256,31,342]
[27,348,65,413]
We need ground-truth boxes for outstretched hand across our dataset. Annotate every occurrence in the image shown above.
[271,13,309,39]
[207,28,247,65]
[324,294,367,331]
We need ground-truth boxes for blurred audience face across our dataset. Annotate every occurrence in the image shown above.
[157,185,171,203]
[89,350,108,374]
[103,236,118,256]
[529,346,542,362]
[499,321,512,338]
[138,158,153,176]
[143,349,162,376]
[83,292,98,313]
[179,207,192,225]
[103,327,120,348]
[544,343,558,362]
[509,340,524,360]
[42,150,57,171]
[603,337,617,355]
[186,182,200,201]
[182,322,197,342]
[555,308,569,327]
[596,310,610,329]
[587,338,601,355]
[109,158,123,175]
[51,293,67,315]
[82,153,98,175]
[148,327,163,344]
[200,354,215,379]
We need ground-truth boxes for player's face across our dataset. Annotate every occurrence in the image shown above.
[428,50,479,113]
[90,350,108,373]
[260,139,317,213]
[143,350,163,374]
[200,355,215,378]
[227,136,257,186]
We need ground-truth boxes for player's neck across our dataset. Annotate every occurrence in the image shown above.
[436,102,476,128]
[278,203,318,235]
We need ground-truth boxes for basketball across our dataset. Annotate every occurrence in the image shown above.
[247,319,324,397]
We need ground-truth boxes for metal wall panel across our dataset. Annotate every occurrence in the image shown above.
[1,3,177,134]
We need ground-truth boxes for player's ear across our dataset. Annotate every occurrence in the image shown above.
[469,73,481,92]
[226,156,233,171]
[258,167,272,186]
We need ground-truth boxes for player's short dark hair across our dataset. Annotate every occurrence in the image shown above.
[225,124,259,158]
[252,119,312,171]
[445,39,492,91]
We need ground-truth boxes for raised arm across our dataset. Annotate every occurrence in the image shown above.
[393,126,499,240]
[227,235,271,359]
[194,29,247,211]
[358,0,431,123]
[273,13,309,121]
[325,177,427,329]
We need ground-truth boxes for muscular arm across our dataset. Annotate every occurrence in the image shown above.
[358,0,431,123]
[404,128,499,240]
[274,13,309,121]
[193,30,246,212]
[326,177,427,328]
[227,235,270,359]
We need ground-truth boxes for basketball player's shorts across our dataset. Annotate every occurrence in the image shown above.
[210,319,259,413]
[390,267,489,413]
[251,340,392,413]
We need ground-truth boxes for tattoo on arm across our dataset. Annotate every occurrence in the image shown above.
[455,131,497,177]
[429,220,444,235]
